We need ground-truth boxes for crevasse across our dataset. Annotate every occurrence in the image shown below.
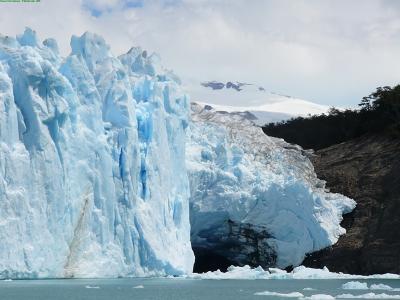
[0,28,194,278]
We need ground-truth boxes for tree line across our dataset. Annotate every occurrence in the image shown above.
[262,85,400,150]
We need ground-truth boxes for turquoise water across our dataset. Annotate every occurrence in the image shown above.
[1,278,400,299]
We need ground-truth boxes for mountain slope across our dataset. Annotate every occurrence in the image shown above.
[187,81,330,125]
[303,134,400,274]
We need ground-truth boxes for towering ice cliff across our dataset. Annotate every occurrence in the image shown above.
[187,103,356,270]
[0,28,194,278]
[0,28,356,279]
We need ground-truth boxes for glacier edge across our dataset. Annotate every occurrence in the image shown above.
[187,103,356,270]
[0,28,194,278]
[0,28,356,278]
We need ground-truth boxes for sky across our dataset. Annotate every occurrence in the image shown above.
[0,0,400,107]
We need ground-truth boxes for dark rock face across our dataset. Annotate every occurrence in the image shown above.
[201,81,225,90]
[303,135,400,275]
[226,81,246,91]
[192,220,276,273]
[200,81,265,92]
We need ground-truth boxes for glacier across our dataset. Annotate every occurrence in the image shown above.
[187,103,356,269]
[0,28,194,278]
[0,28,357,279]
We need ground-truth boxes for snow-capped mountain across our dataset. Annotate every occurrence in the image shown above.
[187,81,330,125]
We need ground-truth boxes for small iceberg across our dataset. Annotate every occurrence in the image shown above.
[342,281,400,292]
[337,293,400,299]
[370,284,393,290]
[254,291,304,297]
[186,265,400,280]
[303,295,335,300]
[370,283,400,291]
[85,285,100,289]
[342,281,369,290]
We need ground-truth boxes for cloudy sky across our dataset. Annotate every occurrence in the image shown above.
[1,0,400,107]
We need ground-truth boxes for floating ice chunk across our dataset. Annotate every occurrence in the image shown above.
[85,285,100,289]
[370,284,400,291]
[370,284,392,290]
[302,295,335,300]
[342,281,369,290]
[133,285,144,289]
[337,293,400,299]
[303,288,316,291]
[186,266,400,280]
[341,282,400,292]
[255,291,336,299]
[254,291,304,297]
[188,265,271,280]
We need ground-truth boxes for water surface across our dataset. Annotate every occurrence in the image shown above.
[1,278,400,299]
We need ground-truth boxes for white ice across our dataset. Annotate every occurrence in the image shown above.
[0,28,194,278]
[303,295,335,300]
[341,282,400,293]
[133,285,144,289]
[186,265,400,280]
[254,291,304,297]
[188,103,356,269]
[0,28,390,282]
[337,293,400,299]
[370,284,400,292]
[342,282,369,290]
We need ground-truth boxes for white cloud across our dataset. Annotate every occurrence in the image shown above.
[0,0,400,106]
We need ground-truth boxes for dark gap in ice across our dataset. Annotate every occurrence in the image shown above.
[192,247,235,273]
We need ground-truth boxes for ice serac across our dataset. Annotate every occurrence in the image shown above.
[0,28,194,278]
[187,103,356,270]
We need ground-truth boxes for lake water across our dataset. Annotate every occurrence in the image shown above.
[1,278,400,300]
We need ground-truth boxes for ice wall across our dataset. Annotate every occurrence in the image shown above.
[0,27,357,278]
[0,28,194,278]
[187,103,356,269]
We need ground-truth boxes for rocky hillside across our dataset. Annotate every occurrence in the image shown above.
[303,134,400,275]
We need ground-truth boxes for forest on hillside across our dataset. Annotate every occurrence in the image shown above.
[262,85,400,150]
